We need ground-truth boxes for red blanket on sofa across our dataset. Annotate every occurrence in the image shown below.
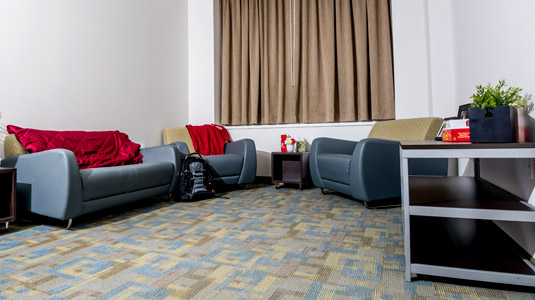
[186,124,232,156]
[7,125,143,169]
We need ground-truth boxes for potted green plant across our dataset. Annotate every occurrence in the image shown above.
[469,79,533,142]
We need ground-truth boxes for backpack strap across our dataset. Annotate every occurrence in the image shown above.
[185,152,203,160]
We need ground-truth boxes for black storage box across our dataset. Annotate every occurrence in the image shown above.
[468,106,518,143]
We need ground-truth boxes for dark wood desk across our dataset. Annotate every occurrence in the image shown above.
[0,167,16,230]
[400,141,535,287]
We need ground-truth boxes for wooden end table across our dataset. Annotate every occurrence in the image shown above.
[271,152,310,189]
[0,167,16,230]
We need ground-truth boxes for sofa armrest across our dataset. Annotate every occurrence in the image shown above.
[350,138,401,202]
[309,138,358,189]
[140,145,181,193]
[225,139,257,184]
[0,149,83,220]
[169,141,190,159]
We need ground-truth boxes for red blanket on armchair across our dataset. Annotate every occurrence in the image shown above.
[186,124,232,156]
[7,125,143,169]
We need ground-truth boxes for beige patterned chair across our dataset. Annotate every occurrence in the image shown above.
[309,117,447,207]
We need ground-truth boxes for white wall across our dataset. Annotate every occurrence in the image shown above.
[391,0,435,118]
[391,0,459,119]
[0,0,189,158]
[452,0,535,105]
[188,0,216,124]
[427,2,458,116]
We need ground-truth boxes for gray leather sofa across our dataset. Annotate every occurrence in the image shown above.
[1,135,181,226]
[310,117,448,207]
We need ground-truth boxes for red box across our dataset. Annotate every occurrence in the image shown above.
[442,119,470,142]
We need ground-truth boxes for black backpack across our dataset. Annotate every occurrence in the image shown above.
[179,152,215,201]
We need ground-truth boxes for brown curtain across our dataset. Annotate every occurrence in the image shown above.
[221,0,394,125]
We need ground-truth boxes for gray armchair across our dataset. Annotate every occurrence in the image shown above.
[310,117,448,207]
[163,127,257,185]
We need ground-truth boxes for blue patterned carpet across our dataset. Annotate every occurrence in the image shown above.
[0,185,533,299]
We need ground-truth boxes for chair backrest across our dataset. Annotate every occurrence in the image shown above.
[4,134,28,158]
[367,117,443,141]
[162,127,195,152]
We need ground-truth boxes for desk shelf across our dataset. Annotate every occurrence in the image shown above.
[409,176,535,222]
[410,216,535,286]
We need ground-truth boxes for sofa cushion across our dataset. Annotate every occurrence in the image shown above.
[4,134,29,158]
[317,153,351,185]
[204,154,243,177]
[80,162,174,201]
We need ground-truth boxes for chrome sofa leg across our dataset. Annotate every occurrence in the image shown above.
[321,188,327,195]
[5,222,8,230]
[66,219,73,230]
